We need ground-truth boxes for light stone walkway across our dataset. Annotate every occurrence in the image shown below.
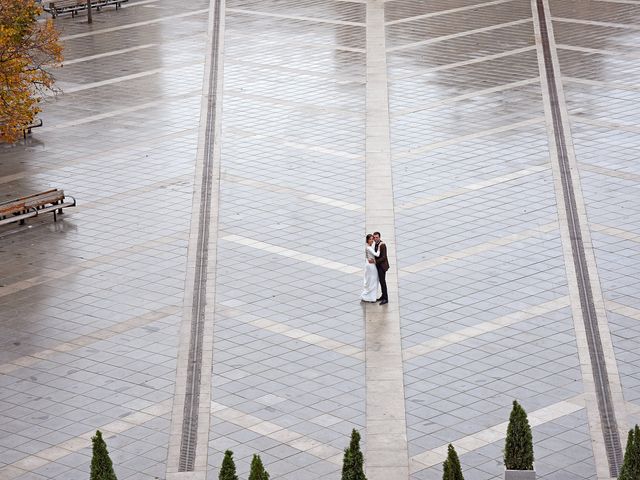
[1,1,640,480]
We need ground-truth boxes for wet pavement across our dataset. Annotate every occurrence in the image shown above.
[1,0,640,479]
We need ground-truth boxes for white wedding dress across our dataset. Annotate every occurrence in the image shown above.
[360,244,379,302]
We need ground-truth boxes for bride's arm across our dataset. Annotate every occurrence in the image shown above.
[367,245,380,257]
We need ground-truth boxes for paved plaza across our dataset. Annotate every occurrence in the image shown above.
[1,0,640,479]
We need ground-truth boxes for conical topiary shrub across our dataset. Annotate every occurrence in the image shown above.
[219,450,238,480]
[504,400,534,470]
[342,429,367,480]
[90,430,118,480]
[442,444,464,480]
[619,425,640,480]
[248,454,270,480]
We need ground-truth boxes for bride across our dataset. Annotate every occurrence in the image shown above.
[361,234,380,302]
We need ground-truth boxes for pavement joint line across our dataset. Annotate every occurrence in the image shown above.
[216,304,364,359]
[58,61,204,94]
[393,117,546,159]
[386,18,532,52]
[388,46,537,82]
[211,402,344,465]
[590,224,640,244]
[0,232,186,299]
[551,16,640,31]
[409,395,586,473]
[580,163,640,183]
[400,222,558,275]
[120,0,161,8]
[0,304,181,375]
[225,8,365,27]
[226,30,365,53]
[533,0,626,475]
[607,302,640,322]
[403,296,570,360]
[39,90,201,131]
[563,76,640,92]
[165,0,224,472]
[390,77,541,117]
[60,8,210,40]
[556,43,640,59]
[224,89,364,117]
[365,2,409,479]
[222,173,364,212]
[571,116,640,135]
[62,44,158,65]
[220,234,360,275]
[0,399,174,479]
[385,0,520,25]
[0,121,198,187]
[225,58,365,84]
[397,163,549,210]
[225,127,364,160]
[596,0,640,4]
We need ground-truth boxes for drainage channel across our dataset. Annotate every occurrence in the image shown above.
[535,0,623,475]
[179,0,224,471]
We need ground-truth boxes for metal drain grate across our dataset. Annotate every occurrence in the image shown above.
[535,0,623,475]
[178,0,223,471]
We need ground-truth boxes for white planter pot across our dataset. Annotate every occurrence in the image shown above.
[505,469,536,480]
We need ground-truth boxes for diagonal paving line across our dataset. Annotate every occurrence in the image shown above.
[590,224,640,243]
[397,163,549,210]
[564,76,640,92]
[385,0,520,25]
[400,222,558,275]
[388,46,537,82]
[551,16,640,31]
[387,18,532,52]
[556,43,640,59]
[0,233,186,299]
[248,318,364,359]
[225,127,363,160]
[571,117,640,135]
[403,296,570,360]
[391,77,540,117]
[221,234,361,275]
[607,301,640,322]
[62,44,158,65]
[580,163,640,183]
[225,8,365,26]
[0,304,180,375]
[409,395,585,473]
[60,8,210,40]
[0,399,174,479]
[223,174,363,212]
[211,402,343,464]
[393,117,545,160]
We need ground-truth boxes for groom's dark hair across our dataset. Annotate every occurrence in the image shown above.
[373,231,381,237]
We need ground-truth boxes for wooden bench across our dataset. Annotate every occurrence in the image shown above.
[44,0,128,18]
[0,189,76,227]
[22,118,43,140]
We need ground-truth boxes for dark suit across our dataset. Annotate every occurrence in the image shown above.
[375,241,389,301]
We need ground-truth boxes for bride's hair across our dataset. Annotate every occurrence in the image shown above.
[366,234,373,242]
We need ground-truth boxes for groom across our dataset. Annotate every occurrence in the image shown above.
[373,232,389,305]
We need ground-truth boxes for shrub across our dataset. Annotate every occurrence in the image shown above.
[219,450,238,480]
[342,429,367,480]
[619,425,640,480]
[90,430,118,480]
[442,444,464,480]
[504,400,534,470]
[248,454,270,480]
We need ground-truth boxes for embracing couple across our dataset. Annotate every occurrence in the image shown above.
[360,231,389,305]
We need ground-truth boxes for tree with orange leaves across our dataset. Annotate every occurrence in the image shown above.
[0,0,62,142]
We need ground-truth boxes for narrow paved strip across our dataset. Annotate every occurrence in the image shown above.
[165,0,225,477]
[365,2,409,479]
[533,0,625,476]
